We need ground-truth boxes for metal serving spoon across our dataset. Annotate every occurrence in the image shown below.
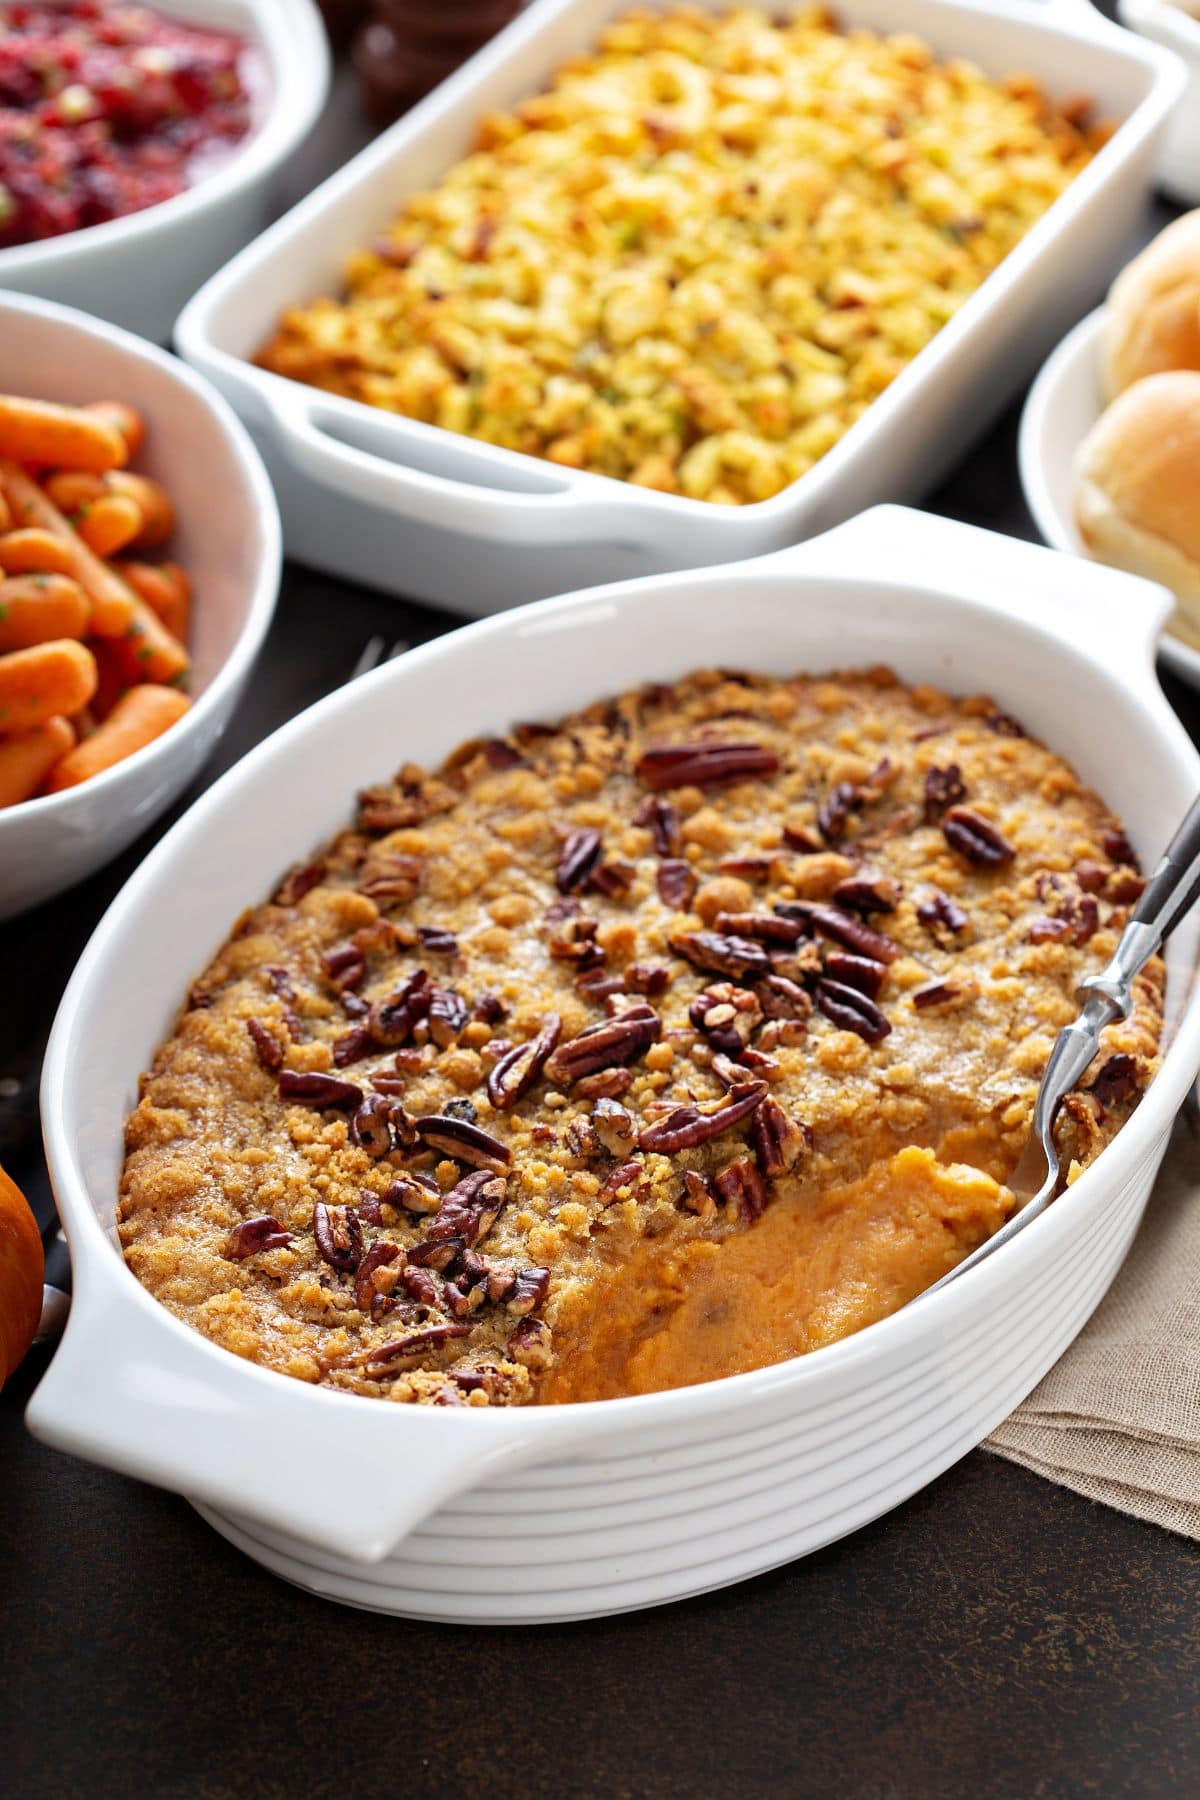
[924,792,1200,1300]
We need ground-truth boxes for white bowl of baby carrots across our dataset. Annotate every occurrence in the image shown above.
[0,293,280,921]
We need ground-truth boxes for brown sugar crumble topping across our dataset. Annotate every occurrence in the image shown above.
[118,667,1162,1407]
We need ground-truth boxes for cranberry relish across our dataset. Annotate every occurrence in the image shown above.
[0,1,258,249]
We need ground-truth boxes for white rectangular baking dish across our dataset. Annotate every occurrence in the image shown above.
[176,0,1184,613]
[26,507,1200,1623]
[0,0,330,344]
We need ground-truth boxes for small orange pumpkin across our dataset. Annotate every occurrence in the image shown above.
[0,1162,44,1384]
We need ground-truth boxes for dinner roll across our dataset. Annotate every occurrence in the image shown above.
[1103,210,1200,398]
[1075,371,1200,649]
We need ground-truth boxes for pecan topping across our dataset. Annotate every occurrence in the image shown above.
[358,1192,383,1226]
[830,874,901,915]
[575,970,628,1002]
[681,1170,719,1216]
[548,915,605,969]
[333,1025,372,1068]
[487,1014,563,1110]
[669,929,770,981]
[473,992,507,1025]
[912,981,962,1010]
[778,902,898,965]
[417,925,457,956]
[1088,1053,1143,1108]
[382,1173,441,1215]
[359,1323,471,1374]
[718,854,774,881]
[313,1202,364,1273]
[545,1004,662,1086]
[246,1017,283,1074]
[483,737,524,769]
[689,982,761,1054]
[399,1262,440,1310]
[277,1070,363,1111]
[590,860,637,899]
[417,1115,511,1174]
[574,1067,633,1100]
[917,889,968,943]
[657,859,698,910]
[358,852,421,905]
[599,1158,646,1204]
[817,780,860,841]
[752,1097,811,1178]
[1031,874,1100,947]
[266,965,302,1038]
[627,961,670,995]
[428,987,469,1047]
[757,973,812,1021]
[714,1157,769,1221]
[636,739,780,791]
[1027,917,1070,945]
[407,1236,464,1273]
[274,862,325,906]
[322,942,366,992]
[567,1116,600,1157]
[986,710,1025,738]
[824,951,886,998]
[507,1318,553,1370]
[782,822,822,853]
[423,1170,507,1249]
[634,794,682,856]
[592,1096,637,1155]
[350,1095,394,1157]
[445,1253,491,1318]
[1075,860,1109,894]
[506,1268,550,1316]
[638,1080,767,1153]
[557,826,603,894]
[942,806,1015,868]
[713,910,806,946]
[814,977,891,1043]
[369,969,431,1047]
[224,1216,291,1260]
[923,764,966,822]
[545,894,580,925]
[355,1241,400,1312]
[1102,826,1140,871]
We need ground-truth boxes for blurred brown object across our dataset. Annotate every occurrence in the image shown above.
[315,0,372,50]
[352,0,521,124]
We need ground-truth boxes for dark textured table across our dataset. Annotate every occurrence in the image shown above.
[4,98,1200,1800]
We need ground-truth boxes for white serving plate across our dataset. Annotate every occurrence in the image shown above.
[27,506,1200,1623]
[1018,306,1200,689]
[1120,0,1200,203]
[176,0,1185,614]
[0,292,281,920]
[0,0,330,344]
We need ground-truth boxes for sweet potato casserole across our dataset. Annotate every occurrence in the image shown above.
[256,5,1105,506]
[118,666,1162,1406]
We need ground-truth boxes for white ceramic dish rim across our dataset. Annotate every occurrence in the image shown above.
[174,0,1186,544]
[1017,305,1200,689]
[1121,0,1200,56]
[0,290,282,825]
[28,505,1200,1568]
[0,0,330,279]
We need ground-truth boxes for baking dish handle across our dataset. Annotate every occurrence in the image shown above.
[266,381,654,547]
[757,504,1175,685]
[26,1269,545,1565]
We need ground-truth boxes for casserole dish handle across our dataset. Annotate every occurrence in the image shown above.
[265,381,657,547]
[761,504,1175,690]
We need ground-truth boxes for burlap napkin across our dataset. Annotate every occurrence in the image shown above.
[985,1108,1200,1538]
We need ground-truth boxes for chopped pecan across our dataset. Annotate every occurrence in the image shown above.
[592,1096,637,1155]
[590,860,637,899]
[313,1202,364,1273]
[548,915,605,969]
[599,1158,646,1204]
[407,1236,464,1273]
[506,1268,550,1316]
[473,992,507,1026]
[359,1323,471,1374]
[545,893,581,925]
[657,859,698,910]
[246,1017,284,1074]
[817,780,860,841]
[782,822,822,853]
[333,1025,372,1068]
[1107,869,1146,904]
[752,1097,811,1177]
[713,910,806,946]
[824,951,886,998]
[545,1004,662,1086]
[355,1241,401,1312]
[1031,873,1100,947]
[382,1172,441,1215]
[277,1070,363,1111]
[636,739,780,791]
[714,1157,769,1221]
[688,982,761,1054]
[681,1170,719,1216]
[917,889,968,944]
[1102,826,1140,872]
[416,926,456,957]
[757,973,812,1021]
[626,961,670,995]
[224,1216,291,1260]
[814,978,891,1043]
[350,1095,394,1157]
[266,965,302,1038]
[369,969,431,1046]
[417,1115,511,1173]
[1088,1053,1144,1108]
[1027,917,1071,945]
[670,929,770,981]
[574,1067,634,1100]
[575,970,628,1002]
[923,765,966,822]
[428,987,469,1047]
[358,853,421,905]
[567,1116,601,1157]
[483,737,524,769]
[557,827,604,894]
[1075,860,1109,894]
[444,1252,491,1317]
[444,1097,477,1122]
[778,902,899,965]
[399,1262,440,1310]
[487,1014,563,1110]
[718,855,774,881]
[274,862,325,906]
[912,981,963,1010]
[638,1081,767,1153]
[357,779,454,833]
[634,794,682,855]
[358,1192,383,1226]
[759,1019,808,1052]
[507,1318,553,1370]
[423,1170,506,1249]
[830,874,902,915]
[942,806,1015,868]
[321,942,366,992]
[987,710,1025,738]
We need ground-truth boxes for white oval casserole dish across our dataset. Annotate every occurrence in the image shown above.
[175,0,1184,613]
[27,506,1200,1624]
[0,0,330,344]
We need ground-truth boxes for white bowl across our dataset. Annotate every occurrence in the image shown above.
[0,292,281,921]
[26,506,1200,1624]
[1018,305,1200,689]
[0,0,330,344]
[176,0,1185,614]
[1120,0,1200,203]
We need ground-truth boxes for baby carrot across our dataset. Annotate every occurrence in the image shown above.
[107,472,174,548]
[0,462,134,637]
[118,560,190,641]
[0,574,90,652]
[81,401,145,460]
[112,592,189,686]
[0,715,75,808]
[0,491,10,535]
[44,684,189,791]
[0,528,76,576]
[88,636,129,719]
[0,639,97,733]
[77,492,143,560]
[43,472,106,517]
[0,396,127,472]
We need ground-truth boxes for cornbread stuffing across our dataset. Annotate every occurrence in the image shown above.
[256,6,1106,504]
[119,666,1162,1406]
